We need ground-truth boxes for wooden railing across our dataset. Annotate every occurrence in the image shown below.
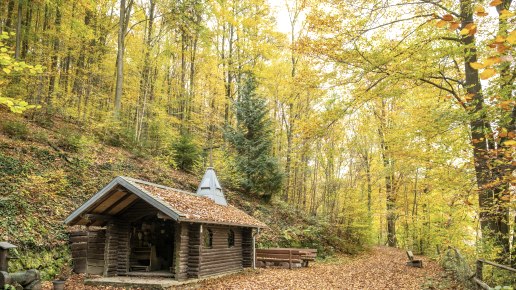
[472,259,516,290]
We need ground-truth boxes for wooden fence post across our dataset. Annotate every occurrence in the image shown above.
[289,250,292,269]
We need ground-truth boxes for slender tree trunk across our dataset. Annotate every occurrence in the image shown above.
[46,5,61,110]
[378,98,397,247]
[21,1,31,59]
[14,0,22,59]
[5,0,15,31]
[114,0,132,119]
[136,0,155,142]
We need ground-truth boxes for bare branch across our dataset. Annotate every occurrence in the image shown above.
[360,14,435,33]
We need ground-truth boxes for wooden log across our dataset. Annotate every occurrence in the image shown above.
[71,250,87,258]
[69,231,88,237]
[480,259,516,273]
[70,236,89,243]
[472,277,490,290]
[8,269,40,285]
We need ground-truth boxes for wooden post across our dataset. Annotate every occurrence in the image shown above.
[252,230,256,269]
[476,260,483,289]
[288,250,292,269]
[0,250,7,272]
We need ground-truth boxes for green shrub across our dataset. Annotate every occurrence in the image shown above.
[97,125,135,149]
[57,130,91,153]
[1,120,29,139]
[31,130,48,144]
[0,153,28,177]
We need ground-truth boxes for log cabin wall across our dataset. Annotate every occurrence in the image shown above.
[70,229,107,275]
[103,222,119,276]
[187,223,201,278]
[174,223,189,280]
[69,231,88,273]
[199,225,243,277]
[115,221,130,275]
[242,228,253,268]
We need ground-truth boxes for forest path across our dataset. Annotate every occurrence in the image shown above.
[190,246,460,290]
[41,247,460,290]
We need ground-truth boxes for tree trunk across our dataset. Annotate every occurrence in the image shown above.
[114,0,132,119]
[21,0,31,59]
[14,0,22,59]
[378,98,396,247]
[459,0,510,262]
[136,0,155,142]
[46,5,61,111]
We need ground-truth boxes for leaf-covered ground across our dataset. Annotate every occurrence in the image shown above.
[41,247,462,289]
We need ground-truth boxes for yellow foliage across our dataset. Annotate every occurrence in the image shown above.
[499,9,515,19]
[475,6,489,17]
[507,30,516,44]
[435,20,447,28]
[479,68,496,79]
[484,56,501,66]
[469,62,484,69]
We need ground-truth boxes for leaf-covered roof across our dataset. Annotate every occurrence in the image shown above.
[124,177,266,227]
[64,176,266,228]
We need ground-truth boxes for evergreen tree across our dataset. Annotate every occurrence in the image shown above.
[172,133,200,172]
[224,74,283,200]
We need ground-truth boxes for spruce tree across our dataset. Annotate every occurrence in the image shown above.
[224,74,283,199]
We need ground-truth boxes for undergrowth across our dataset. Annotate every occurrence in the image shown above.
[0,112,368,279]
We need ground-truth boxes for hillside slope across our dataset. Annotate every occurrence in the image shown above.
[0,112,359,279]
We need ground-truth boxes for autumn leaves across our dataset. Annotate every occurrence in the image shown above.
[434,2,515,83]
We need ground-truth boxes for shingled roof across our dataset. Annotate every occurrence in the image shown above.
[64,176,266,228]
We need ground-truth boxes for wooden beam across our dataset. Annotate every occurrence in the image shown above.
[83,214,114,221]
[157,212,173,220]
[102,191,130,214]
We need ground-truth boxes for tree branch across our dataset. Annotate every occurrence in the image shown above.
[419,78,467,110]
[360,14,435,33]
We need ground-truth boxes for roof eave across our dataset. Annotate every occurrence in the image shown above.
[64,176,182,226]
[178,217,268,229]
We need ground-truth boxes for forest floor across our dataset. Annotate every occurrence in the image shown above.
[40,247,463,290]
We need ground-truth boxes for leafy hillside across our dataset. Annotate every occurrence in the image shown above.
[0,111,363,280]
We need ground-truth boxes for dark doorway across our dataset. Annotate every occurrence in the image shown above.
[129,216,174,273]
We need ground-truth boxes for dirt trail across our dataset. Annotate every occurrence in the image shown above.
[190,246,460,290]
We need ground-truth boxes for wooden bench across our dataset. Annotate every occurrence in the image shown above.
[256,248,317,269]
[406,250,423,268]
